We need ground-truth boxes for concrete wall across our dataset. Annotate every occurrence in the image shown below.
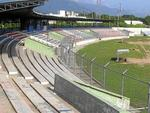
[54,75,130,113]
[75,38,99,46]
[101,36,129,41]
[113,27,150,36]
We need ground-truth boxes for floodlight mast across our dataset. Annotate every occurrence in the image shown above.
[96,0,101,19]
[118,2,122,27]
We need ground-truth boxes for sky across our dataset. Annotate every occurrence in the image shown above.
[74,0,150,16]
[77,0,149,8]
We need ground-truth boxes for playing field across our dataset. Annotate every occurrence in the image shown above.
[78,36,150,109]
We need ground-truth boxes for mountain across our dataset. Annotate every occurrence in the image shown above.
[34,0,129,16]
[102,0,150,17]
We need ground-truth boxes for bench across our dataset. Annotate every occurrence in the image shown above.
[53,57,82,81]
[10,40,33,80]
[2,38,18,75]
[33,52,55,78]
[47,57,81,82]
[13,77,56,113]
[0,36,9,69]
[26,50,54,85]
[40,55,59,75]
[0,76,34,113]
[18,47,49,85]
[53,58,76,77]
[31,82,75,113]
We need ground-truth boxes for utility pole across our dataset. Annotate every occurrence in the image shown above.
[118,3,122,27]
[97,0,102,19]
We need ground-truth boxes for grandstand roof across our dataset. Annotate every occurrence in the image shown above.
[0,0,27,3]
[0,0,115,22]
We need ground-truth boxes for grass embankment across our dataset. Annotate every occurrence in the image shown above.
[78,36,150,108]
[25,38,55,58]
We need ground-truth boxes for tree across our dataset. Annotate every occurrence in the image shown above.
[144,16,150,25]
[122,15,139,20]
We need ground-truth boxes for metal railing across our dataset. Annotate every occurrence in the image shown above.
[57,44,150,113]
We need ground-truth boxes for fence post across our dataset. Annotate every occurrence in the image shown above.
[68,48,71,67]
[79,53,86,78]
[81,53,86,74]
[148,82,150,113]
[73,52,76,74]
[121,69,128,96]
[66,46,70,66]
[78,55,82,79]
[90,57,96,84]
[60,43,63,61]
[64,47,67,64]
[103,62,110,89]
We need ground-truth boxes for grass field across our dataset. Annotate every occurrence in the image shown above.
[78,36,150,109]
[25,38,55,58]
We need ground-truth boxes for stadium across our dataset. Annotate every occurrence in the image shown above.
[0,0,150,113]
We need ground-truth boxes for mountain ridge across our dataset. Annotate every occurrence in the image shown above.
[34,0,129,16]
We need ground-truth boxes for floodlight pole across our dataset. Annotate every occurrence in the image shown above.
[90,57,96,84]
[121,69,128,96]
[103,61,110,89]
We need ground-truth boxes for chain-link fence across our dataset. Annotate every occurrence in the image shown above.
[56,43,150,113]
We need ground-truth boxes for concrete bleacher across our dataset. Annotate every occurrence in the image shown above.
[31,82,77,113]
[0,76,35,113]
[13,77,57,113]
[10,40,34,80]
[30,32,60,47]
[18,47,49,85]
[0,35,8,69]
[92,28,127,39]
[2,38,18,75]
[81,29,99,38]
[48,31,64,41]
[34,52,55,78]
[47,57,82,82]
[53,57,77,77]
[26,49,54,85]
[40,54,60,75]
[70,30,94,40]
[0,29,132,113]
